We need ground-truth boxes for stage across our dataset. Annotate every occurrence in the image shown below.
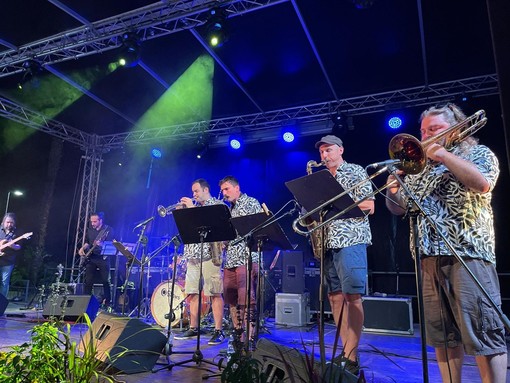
[1,300,508,382]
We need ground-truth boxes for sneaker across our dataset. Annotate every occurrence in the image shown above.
[328,356,360,376]
[207,330,226,345]
[174,327,198,340]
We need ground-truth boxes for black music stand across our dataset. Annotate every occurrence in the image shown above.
[113,240,140,315]
[285,169,364,370]
[168,204,236,371]
[230,211,294,349]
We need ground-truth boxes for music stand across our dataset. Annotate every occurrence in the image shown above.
[169,204,236,371]
[285,169,364,370]
[113,240,140,315]
[230,211,294,349]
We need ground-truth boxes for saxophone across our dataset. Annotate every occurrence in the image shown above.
[304,160,325,260]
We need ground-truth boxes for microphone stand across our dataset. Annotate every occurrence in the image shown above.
[152,235,194,372]
[230,203,298,351]
[390,167,510,383]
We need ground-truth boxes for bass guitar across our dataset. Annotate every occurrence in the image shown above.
[79,226,110,266]
[0,232,33,256]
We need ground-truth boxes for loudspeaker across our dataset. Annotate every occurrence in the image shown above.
[304,262,331,313]
[0,293,8,315]
[253,338,357,383]
[42,295,99,322]
[80,312,166,374]
[252,338,313,381]
[281,251,304,294]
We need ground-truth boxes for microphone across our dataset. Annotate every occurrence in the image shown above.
[367,159,401,169]
[133,216,154,230]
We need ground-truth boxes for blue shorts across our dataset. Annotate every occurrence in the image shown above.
[324,244,367,295]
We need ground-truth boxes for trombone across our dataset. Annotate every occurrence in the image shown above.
[292,109,487,237]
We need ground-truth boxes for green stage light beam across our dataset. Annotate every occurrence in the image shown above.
[0,65,115,153]
[135,54,214,133]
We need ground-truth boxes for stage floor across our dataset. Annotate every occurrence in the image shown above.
[1,301,509,382]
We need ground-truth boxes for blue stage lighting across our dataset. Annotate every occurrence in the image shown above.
[151,148,162,158]
[229,136,242,150]
[282,131,295,143]
[387,116,403,130]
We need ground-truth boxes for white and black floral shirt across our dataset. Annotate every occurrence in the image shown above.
[225,193,263,269]
[183,197,225,261]
[403,144,499,263]
[324,162,373,249]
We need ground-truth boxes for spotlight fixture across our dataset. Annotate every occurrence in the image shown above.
[281,124,297,143]
[206,8,228,48]
[118,32,141,67]
[151,148,162,158]
[387,115,403,130]
[17,60,42,90]
[229,134,243,150]
[196,145,208,159]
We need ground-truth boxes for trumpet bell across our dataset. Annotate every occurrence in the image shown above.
[388,133,426,175]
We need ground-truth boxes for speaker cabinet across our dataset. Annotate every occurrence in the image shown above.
[80,312,167,374]
[0,293,8,315]
[253,338,358,383]
[281,251,304,294]
[253,338,313,382]
[42,295,99,322]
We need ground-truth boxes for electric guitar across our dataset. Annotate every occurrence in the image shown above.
[79,226,110,266]
[0,232,33,256]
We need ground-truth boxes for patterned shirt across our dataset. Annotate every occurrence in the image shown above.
[183,197,225,261]
[225,193,263,269]
[324,161,373,249]
[402,144,499,263]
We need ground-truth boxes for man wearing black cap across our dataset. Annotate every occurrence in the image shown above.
[314,134,374,376]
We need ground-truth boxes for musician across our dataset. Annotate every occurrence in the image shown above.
[0,213,21,299]
[219,175,263,343]
[385,104,506,383]
[78,212,113,308]
[315,135,374,376]
[174,179,226,345]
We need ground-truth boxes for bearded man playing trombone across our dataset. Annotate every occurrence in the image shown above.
[314,135,375,377]
[385,103,506,383]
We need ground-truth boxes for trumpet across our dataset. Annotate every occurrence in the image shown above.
[157,202,185,217]
[292,109,487,237]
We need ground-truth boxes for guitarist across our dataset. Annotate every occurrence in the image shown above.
[0,213,21,299]
[78,212,114,309]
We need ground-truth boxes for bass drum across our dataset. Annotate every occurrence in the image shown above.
[150,281,210,328]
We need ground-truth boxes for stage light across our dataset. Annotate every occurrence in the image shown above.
[282,131,295,143]
[206,8,228,48]
[387,115,403,130]
[196,144,208,159]
[151,148,162,158]
[17,60,42,90]
[229,135,242,150]
[118,33,141,67]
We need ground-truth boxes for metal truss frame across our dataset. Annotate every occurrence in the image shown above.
[70,149,103,283]
[1,74,499,151]
[0,0,287,78]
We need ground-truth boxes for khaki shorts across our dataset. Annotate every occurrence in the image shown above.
[421,256,506,356]
[184,258,223,296]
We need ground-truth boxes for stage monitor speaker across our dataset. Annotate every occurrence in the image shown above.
[0,293,8,316]
[80,312,166,374]
[281,251,304,294]
[42,295,99,322]
[253,338,357,383]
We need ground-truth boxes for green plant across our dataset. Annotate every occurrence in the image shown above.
[0,315,118,383]
[221,350,268,383]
